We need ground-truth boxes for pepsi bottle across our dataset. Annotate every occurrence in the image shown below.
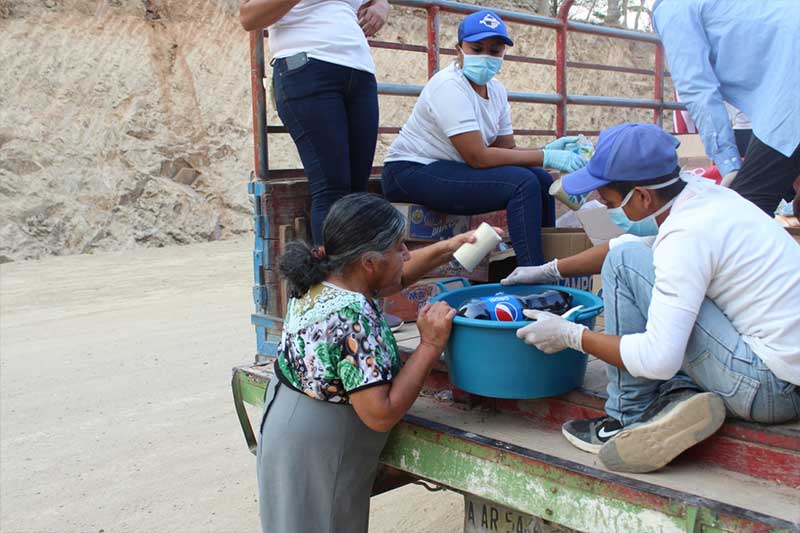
[456,290,572,321]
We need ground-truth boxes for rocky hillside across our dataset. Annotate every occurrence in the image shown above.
[0,0,672,262]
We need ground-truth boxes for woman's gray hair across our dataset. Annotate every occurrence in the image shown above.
[279,193,406,298]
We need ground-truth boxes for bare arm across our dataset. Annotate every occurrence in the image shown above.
[376,229,501,297]
[556,243,610,277]
[451,131,544,169]
[581,330,625,369]
[349,303,455,432]
[490,134,517,150]
[239,0,300,31]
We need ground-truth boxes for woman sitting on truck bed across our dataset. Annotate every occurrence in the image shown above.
[257,193,483,533]
[381,10,587,266]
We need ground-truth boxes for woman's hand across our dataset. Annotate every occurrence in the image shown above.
[446,227,505,255]
[358,0,389,37]
[416,302,456,354]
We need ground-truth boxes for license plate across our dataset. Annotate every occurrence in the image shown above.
[464,495,536,533]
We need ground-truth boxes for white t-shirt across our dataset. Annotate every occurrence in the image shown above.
[269,0,375,74]
[385,63,513,165]
[725,102,752,130]
[614,179,800,385]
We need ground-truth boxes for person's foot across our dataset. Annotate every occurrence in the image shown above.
[598,391,725,474]
[384,312,404,332]
[561,415,624,454]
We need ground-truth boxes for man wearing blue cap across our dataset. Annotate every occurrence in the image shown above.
[503,123,800,473]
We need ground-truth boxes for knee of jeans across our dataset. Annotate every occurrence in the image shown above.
[528,167,554,188]
[512,168,543,199]
[601,241,654,284]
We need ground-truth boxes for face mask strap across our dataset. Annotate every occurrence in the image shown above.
[618,175,681,209]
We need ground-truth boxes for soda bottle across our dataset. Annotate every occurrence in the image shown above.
[456,290,573,321]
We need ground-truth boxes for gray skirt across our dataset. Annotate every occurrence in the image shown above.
[257,375,390,533]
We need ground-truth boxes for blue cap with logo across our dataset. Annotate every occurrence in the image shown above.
[562,123,681,195]
[458,10,514,46]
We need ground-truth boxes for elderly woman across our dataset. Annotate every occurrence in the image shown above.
[257,193,477,533]
[381,9,588,266]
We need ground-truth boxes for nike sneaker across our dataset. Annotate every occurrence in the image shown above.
[599,390,725,473]
[561,415,623,454]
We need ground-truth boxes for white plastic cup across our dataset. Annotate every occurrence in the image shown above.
[549,179,586,211]
[453,222,502,272]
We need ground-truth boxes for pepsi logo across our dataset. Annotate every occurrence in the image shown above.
[494,302,518,321]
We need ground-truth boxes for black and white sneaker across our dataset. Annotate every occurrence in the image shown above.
[599,390,725,474]
[562,416,624,454]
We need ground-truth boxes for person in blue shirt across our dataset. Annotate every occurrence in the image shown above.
[653,0,800,216]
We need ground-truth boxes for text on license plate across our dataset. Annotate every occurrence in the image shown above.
[464,495,536,533]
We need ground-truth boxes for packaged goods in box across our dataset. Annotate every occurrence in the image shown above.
[382,278,464,322]
[407,242,490,282]
[469,211,509,239]
[392,203,471,242]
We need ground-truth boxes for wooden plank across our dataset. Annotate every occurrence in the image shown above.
[392,398,800,528]
[395,331,800,487]
[234,362,799,528]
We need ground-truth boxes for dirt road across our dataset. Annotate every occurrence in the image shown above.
[0,238,462,532]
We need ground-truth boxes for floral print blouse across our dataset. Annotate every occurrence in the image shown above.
[275,282,401,403]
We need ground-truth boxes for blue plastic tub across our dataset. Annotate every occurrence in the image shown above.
[430,279,603,399]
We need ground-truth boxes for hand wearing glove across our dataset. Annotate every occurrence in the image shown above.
[542,149,587,173]
[720,171,738,188]
[500,259,562,286]
[516,310,587,354]
[545,136,580,152]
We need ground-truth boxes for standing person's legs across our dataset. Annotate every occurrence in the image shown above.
[345,69,379,194]
[273,58,352,244]
[730,136,800,216]
[382,161,548,265]
[733,128,752,157]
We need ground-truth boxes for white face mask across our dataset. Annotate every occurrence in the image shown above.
[607,176,681,236]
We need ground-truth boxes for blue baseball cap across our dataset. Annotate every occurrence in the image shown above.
[562,123,681,195]
[458,10,514,46]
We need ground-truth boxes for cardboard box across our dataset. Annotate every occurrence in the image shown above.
[489,228,595,291]
[469,210,510,239]
[392,203,471,242]
[407,242,490,282]
[575,207,623,245]
[381,278,455,322]
[676,133,713,169]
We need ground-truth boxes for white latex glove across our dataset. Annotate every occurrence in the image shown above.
[720,171,738,188]
[500,259,562,286]
[516,310,587,354]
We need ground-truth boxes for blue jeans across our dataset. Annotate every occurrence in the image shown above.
[273,57,379,244]
[602,242,800,425]
[382,160,556,265]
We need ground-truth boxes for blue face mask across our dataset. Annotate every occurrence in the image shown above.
[461,54,503,85]
[607,177,681,237]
